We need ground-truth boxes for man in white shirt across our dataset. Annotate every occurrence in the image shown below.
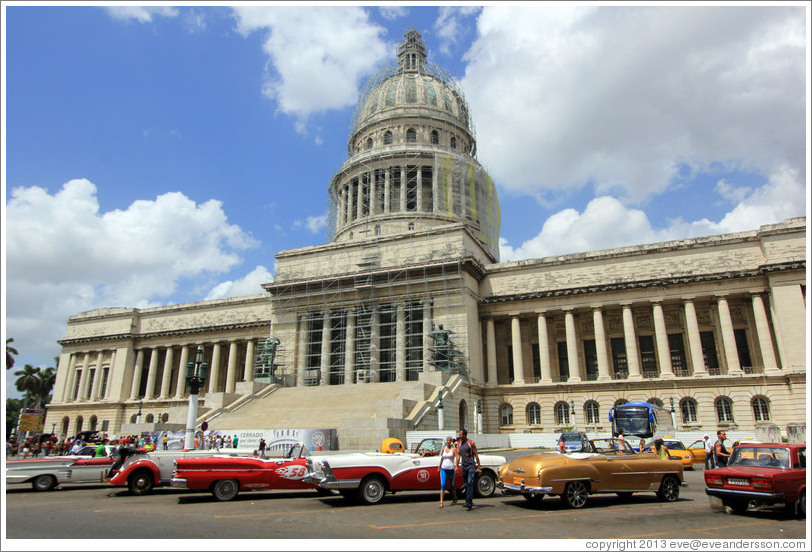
[703,435,715,469]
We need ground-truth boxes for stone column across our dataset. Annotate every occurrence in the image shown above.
[395,303,407,382]
[399,166,407,212]
[76,354,91,401]
[144,348,160,399]
[89,352,104,401]
[432,162,441,213]
[486,318,498,385]
[510,316,525,384]
[243,339,255,382]
[174,345,190,398]
[356,177,364,219]
[321,312,332,386]
[369,171,378,216]
[369,308,380,382]
[344,309,356,384]
[537,313,552,383]
[593,308,611,381]
[346,184,354,223]
[422,300,432,373]
[652,302,674,378]
[384,170,391,214]
[225,341,239,393]
[416,167,423,211]
[208,342,222,393]
[338,187,346,228]
[159,346,174,399]
[63,354,78,402]
[565,310,581,382]
[751,293,779,373]
[129,349,145,400]
[716,295,742,374]
[622,305,642,380]
[684,300,707,377]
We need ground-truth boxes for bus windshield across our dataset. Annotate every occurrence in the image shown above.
[609,402,674,439]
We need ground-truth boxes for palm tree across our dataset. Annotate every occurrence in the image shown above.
[14,364,42,408]
[6,337,19,370]
[38,361,58,405]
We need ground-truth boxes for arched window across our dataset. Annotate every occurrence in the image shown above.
[145,414,154,423]
[366,137,373,149]
[374,224,381,236]
[614,398,628,408]
[430,130,439,145]
[680,398,698,423]
[408,222,415,231]
[161,413,169,423]
[384,130,393,145]
[752,396,770,422]
[459,399,468,429]
[585,401,600,424]
[406,128,417,143]
[555,402,570,425]
[89,415,98,431]
[61,416,70,436]
[648,397,664,408]
[715,397,734,423]
[500,404,513,426]
[130,414,137,423]
[450,136,457,149]
[75,416,84,434]
[526,403,541,425]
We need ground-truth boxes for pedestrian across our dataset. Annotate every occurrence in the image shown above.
[702,435,715,469]
[638,438,646,452]
[232,435,238,449]
[162,434,168,450]
[653,438,669,460]
[258,438,267,459]
[95,438,109,457]
[455,428,481,511]
[438,436,458,508]
[714,430,731,467]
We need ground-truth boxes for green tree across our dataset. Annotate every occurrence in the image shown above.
[6,398,22,440]
[6,337,19,370]
[38,361,58,405]
[14,364,42,408]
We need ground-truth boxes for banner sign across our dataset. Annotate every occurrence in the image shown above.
[116,428,336,453]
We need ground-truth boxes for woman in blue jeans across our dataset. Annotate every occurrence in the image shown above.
[438,436,458,508]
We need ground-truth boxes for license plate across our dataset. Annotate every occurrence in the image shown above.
[727,478,749,486]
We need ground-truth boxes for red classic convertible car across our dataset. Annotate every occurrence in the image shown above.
[171,444,316,501]
[704,443,806,517]
[303,438,507,505]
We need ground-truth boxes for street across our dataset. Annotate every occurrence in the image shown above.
[4,459,806,542]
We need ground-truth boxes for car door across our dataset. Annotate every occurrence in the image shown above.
[388,454,441,491]
[69,457,113,483]
[687,440,706,464]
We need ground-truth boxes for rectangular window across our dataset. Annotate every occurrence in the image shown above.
[404,302,423,381]
[389,168,401,212]
[531,344,541,381]
[86,369,95,398]
[557,342,569,382]
[73,370,82,400]
[304,315,323,386]
[355,309,372,381]
[378,307,396,383]
[700,331,720,375]
[405,167,418,211]
[507,345,514,383]
[100,367,110,398]
[639,335,658,378]
[583,340,598,380]
[733,329,752,372]
[611,337,627,379]
[668,333,688,376]
[329,311,347,385]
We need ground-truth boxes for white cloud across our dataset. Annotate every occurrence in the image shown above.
[379,6,407,21]
[105,6,179,23]
[499,162,805,261]
[434,6,480,56]
[232,6,389,133]
[306,214,327,234]
[5,179,258,365]
[204,265,274,301]
[464,6,806,203]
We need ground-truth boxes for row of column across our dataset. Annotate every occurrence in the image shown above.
[337,165,438,228]
[127,340,257,401]
[61,351,113,403]
[297,301,433,386]
[487,293,778,385]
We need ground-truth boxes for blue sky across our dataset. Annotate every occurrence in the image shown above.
[3,3,808,398]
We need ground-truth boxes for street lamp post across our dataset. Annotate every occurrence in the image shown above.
[184,346,208,450]
[669,397,676,430]
[476,398,483,435]
[570,400,576,432]
[437,389,444,431]
[135,400,143,425]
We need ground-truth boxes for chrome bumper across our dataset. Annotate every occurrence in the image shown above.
[302,472,360,490]
[705,488,785,503]
[499,481,553,494]
[170,478,188,489]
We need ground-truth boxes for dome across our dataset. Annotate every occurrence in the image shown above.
[349,30,473,142]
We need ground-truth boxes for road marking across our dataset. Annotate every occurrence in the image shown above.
[215,503,408,519]
[369,503,690,530]
[625,519,779,539]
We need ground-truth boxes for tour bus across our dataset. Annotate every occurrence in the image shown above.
[608,402,674,441]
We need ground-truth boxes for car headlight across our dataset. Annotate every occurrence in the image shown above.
[686,453,691,460]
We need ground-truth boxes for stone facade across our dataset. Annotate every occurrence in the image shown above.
[44,31,806,448]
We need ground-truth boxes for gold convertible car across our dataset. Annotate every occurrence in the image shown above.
[497,438,685,508]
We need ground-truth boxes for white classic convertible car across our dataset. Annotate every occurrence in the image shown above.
[6,445,117,491]
[303,438,507,505]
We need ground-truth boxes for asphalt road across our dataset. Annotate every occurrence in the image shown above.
[4,454,806,542]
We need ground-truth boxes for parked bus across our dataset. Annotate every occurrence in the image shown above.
[608,402,674,440]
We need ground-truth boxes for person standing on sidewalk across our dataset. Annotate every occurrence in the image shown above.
[455,428,481,511]
[702,435,715,469]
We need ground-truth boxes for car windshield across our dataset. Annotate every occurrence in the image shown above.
[589,439,635,454]
[663,441,686,450]
[561,434,584,442]
[416,439,443,455]
[729,447,791,469]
